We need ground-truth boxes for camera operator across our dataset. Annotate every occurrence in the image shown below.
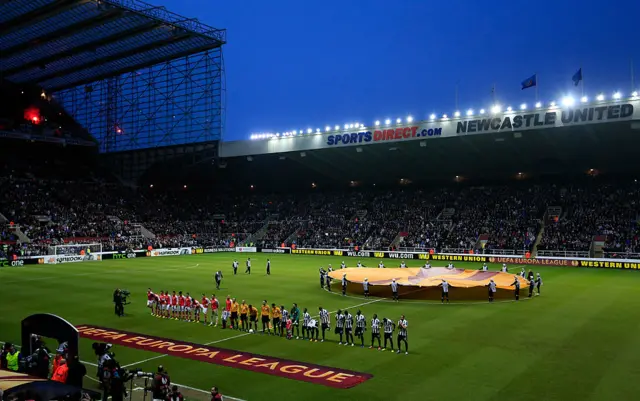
[113,289,124,317]
[67,355,87,388]
[148,365,170,401]
[167,386,183,401]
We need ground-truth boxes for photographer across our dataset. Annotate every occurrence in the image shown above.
[24,336,50,378]
[149,365,170,401]
[166,386,183,401]
[102,358,125,401]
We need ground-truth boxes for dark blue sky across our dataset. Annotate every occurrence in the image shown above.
[154,0,640,141]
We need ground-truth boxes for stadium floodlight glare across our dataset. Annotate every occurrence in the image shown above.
[360,124,364,128]
[429,113,436,120]
[596,93,605,101]
[581,96,588,103]
[396,118,402,124]
[316,128,320,133]
[385,119,391,125]
[466,109,473,116]
[306,128,312,134]
[490,104,501,114]
[613,92,622,99]
[479,109,485,114]
[633,91,639,97]
[355,122,360,128]
[442,114,448,119]
[506,106,513,112]
[349,124,354,129]
[298,130,303,134]
[375,120,380,126]
[562,96,575,107]
[325,126,330,132]
[334,125,339,130]
[549,101,556,107]
[535,102,542,108]
[520,103,527,110]
[454,111,461,117]
[407,116,413,123]
[344,124,349,129]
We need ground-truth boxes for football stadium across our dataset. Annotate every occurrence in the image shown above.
[2,1,640,401]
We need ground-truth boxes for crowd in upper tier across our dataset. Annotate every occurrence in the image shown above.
[1,162,639,260]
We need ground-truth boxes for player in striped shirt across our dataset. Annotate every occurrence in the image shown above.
[318,307,330,342]
[535,273,543,295]
[341,261,346,269]
[438,279,450,303]
[391,279,399,302]
[382,318,395,351]
[396,315,408,355]
[363,278,369,298]
[370,314,381,350]
[302,308,311,339]
[341,274,348,296]
[520,267,526,278]
[510,275,521,300]
[355,310,366,348]
[344,310,354,346]
[481,263,488,271]
[487,279,497,302]
[335,310,345,344]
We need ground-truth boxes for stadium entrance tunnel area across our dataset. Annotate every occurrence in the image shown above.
[330,267,528,301]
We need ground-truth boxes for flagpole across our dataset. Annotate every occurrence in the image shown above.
[455,82,459,111]
[581,65,584,97]
[535,72,539,103]
[631,58,635,91]
[492,83,496,105]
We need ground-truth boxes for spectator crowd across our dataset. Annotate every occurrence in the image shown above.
[1,167,639,259]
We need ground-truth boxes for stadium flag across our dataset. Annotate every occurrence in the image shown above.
[521,74,537,90]
[572,68,583,86]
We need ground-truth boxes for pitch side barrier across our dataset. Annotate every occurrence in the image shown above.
[4,247,640,270]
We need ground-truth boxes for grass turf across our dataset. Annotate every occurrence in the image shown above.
[2,253,640,401]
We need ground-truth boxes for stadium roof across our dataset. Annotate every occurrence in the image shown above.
[0,0,226,92]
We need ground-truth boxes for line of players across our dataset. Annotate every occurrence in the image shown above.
[146,289,410,354]
[319,262,544,303]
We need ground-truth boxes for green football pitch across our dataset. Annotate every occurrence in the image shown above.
[2,253,640,401]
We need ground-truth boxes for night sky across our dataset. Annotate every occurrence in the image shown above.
[152,0,640,141]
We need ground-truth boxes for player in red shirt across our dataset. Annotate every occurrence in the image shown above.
[155,291,164,317]
[161,291,170,318]
[185,293,193,322]
[225,296,232,312]
[170,291,178,319]
[147,289,155,315]
[178,291,186,320]
[201,294,210,325]
[210,294,219,327]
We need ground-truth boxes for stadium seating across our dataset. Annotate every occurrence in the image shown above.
[1,158,639,261]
